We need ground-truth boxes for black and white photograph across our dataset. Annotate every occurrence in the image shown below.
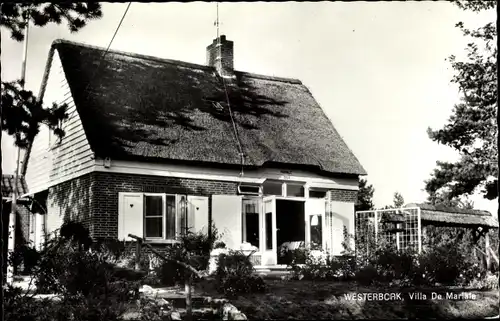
[1,1,498,320]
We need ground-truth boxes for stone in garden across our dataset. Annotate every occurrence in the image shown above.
[171,311,182,320]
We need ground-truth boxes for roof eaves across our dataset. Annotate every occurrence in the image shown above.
[22,45,57,176]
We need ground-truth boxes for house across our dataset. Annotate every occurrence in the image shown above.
[23,35,366,267]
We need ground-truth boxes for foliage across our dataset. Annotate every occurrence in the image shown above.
[1,81,68,149]
[214,241,226,249]
[138,297,173,321]
[215,250,267,297]
[356,178,375,212]
[154,224,221,286]
[393,192,405,208]
[426,0,497,202]
[5,221,140,321]
[289,223,492,288]
[1,3,102,41]
[468,271,499,290]
[281,247,308,266]
[8,242,41,275]
[287,229,357,281]
[354,265,379,286]
[4,285,131,321]
[370,245,420,286]
[1,3,102,150]
[33,223,140,299]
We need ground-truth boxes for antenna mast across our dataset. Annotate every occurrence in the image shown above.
[216,3,220,40]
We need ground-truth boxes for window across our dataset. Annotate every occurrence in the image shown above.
[286,183,304,197]
[309,189,327,199]
[238,184,261,195]
[144,195,164,238]
[263,180,282,196]
[265,212,273,250]
[143,193,188,240]
[310,214,322,249]
[242,200,260,248]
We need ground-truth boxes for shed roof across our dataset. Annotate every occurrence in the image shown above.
[405,203,499,228]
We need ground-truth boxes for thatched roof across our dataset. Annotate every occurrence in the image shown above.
[51,39,366,176]
[2,175,28,199]
[405,203,499,228]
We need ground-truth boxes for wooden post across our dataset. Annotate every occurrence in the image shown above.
[185,272,193,321]
[135,239,142,271]
[485,231,491,271]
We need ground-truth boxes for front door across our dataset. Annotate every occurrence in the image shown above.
[261,196,277,266]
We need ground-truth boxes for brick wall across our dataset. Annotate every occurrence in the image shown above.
[328,189,357,203]
[47,174,93,235]
[91,172,238,240]
[46,171,357,240]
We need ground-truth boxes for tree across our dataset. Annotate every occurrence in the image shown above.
[356,178,375,212]
[1,3,102,41]
[393,192,405,208]
[1,3,103,148]
[1,3,103,286]
[425,0,497,206]
[427,189,475,209]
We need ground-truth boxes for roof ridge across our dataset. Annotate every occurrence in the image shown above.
[237,71,302,85]
[51,39,215,72]
[409,202,492,216]
[52,39,303,85]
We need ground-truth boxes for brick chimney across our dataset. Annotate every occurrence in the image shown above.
[206,35,234,77]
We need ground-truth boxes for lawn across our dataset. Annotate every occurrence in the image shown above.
[195,279,499,320]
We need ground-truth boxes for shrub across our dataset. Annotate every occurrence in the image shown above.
[8,243,41,275]
[417,242,480,286]
[370,246,419,284]
[468,272,499,290]
[282,247,308,266]
[214,241,226,249]
[286,232,357,281]
[155,225,221,286]
[354,265,379,285]
[288,250,342,281]
[215,250,267,297]
[6,222,139,321]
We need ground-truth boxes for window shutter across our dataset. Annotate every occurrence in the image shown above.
[118,192,144,241]
[187,196,209,234]
[329,200,355,255]
[211,195,242,250]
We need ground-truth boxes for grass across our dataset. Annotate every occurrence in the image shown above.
[194,279,499,319]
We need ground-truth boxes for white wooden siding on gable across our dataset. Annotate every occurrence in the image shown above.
[25,50,95,193]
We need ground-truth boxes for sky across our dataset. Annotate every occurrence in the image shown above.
[1,2,497,214]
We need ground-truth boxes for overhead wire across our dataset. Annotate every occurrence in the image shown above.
[216,3,245,177]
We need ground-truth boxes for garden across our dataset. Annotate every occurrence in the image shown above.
[4,221,499,320]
